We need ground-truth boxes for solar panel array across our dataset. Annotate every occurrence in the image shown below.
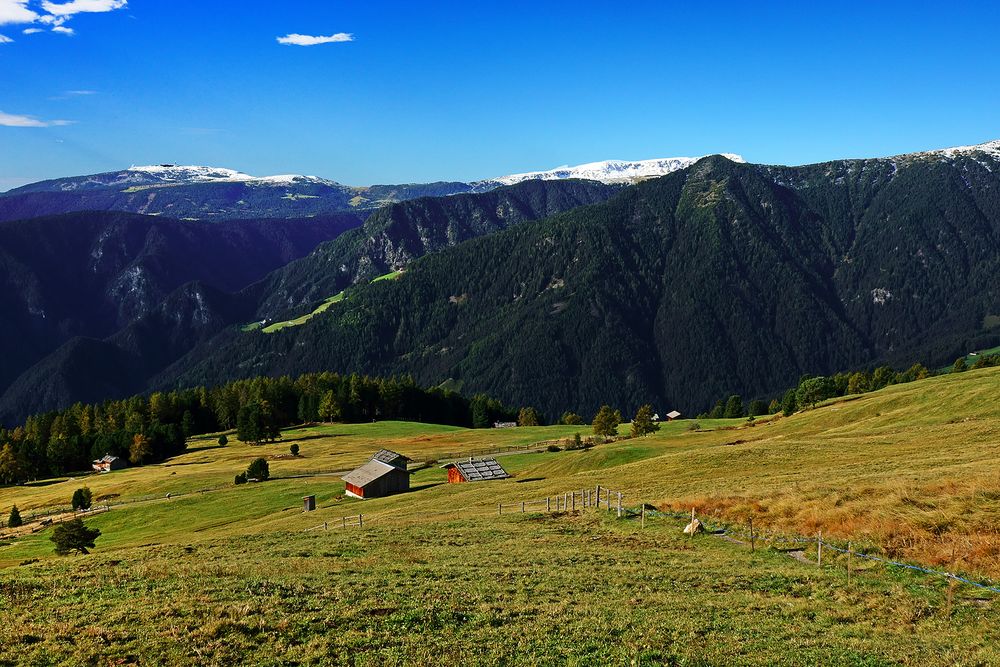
[453,458,510,481]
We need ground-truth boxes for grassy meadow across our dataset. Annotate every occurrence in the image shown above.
[2,369,1000,663]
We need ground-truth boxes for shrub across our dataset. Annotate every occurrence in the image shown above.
[218,434,228,447]
[518,407,541,427]
[290,443,300,457]
[952,357,969,373]
[234,473,247,485]
[246,458,269,482]
[51,518,101,555]
[71,487,93,511]
[546,444,561,453]
[8,505,22,528]
[688,421,701,432]
[560,411,583,426]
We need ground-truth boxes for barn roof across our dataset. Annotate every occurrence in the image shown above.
[93,454,119,464]
[666,410,682,419]
[441,457,510,481]
[370,449,410,467]
[341,460,400,488]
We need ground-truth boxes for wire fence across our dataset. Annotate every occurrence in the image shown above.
[632,507,1000,597]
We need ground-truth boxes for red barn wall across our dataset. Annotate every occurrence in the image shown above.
[447,467,465,484]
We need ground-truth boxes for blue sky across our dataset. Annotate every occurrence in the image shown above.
[1,0,999,190]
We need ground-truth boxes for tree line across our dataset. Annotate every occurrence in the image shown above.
[0,372,516,485]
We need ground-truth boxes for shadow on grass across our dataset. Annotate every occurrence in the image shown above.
[183,444,226,454]
[516,477,546,483]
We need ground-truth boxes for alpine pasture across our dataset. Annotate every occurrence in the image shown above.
[2,369,1000,664]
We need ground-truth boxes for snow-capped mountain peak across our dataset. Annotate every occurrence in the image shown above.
[126,164,338,186]
[477,154,745,187]
[902,139,1000,160]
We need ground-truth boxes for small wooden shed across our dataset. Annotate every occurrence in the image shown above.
[303,495,316,512]
[342,450,411,499]
[665,410,682,421]
[441,457,510,484]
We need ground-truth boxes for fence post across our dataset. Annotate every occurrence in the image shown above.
[358,514,363,528]
[324,522,328,531]
[596,485,601,509]
[817,531,822,567]
[521,501,525,513]
[617,492,622,518]
[749,517,755,553]
[847,541,852,586]
[547,497,551,512]
[572,491,576,511]
[342,516,346,529]
[498,503,502,516]
[640,504,645,529]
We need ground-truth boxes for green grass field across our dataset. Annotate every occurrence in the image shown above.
[2,370,1000,664]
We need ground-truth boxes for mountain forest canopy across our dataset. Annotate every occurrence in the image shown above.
[2,146,1000,425]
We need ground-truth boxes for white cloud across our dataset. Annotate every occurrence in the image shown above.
[0,110,74,127]
[277,32,354,46]
[40,0,126,17]
[1,0,125,36]
[0,32,11,42]
[66,89,95,95]
[0,0,38,25]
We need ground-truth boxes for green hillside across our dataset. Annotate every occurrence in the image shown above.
[2,368,999,663]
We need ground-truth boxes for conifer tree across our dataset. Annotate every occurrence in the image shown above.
[630,404,660,437]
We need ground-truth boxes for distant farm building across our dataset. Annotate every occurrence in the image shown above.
[92,454,126,473]
[665,410,682,421]
[341,449,411,499]
[442,457,511,483]
[493,421,518,429]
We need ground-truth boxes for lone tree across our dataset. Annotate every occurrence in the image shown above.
[246,457,270,482]
[781,389,798,417]
[518,407,541,427]
[630,404,660,437]
[51,518,101,555]
[8,505,22,528]
[952,357,969,373]
[289,443,300,457]
[71,487,93,511]
[592,405,622,438]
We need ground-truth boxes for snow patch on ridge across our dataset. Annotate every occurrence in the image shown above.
[126,165,338,186]
[477,154,745,187]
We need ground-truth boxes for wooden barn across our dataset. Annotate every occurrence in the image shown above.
[441,457,511,484]
[341,449,411,499]
[665,410,682,421]
[92,454,126,473]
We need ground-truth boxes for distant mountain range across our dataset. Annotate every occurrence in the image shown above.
[0,154,738,222]
[2,141,1000,425]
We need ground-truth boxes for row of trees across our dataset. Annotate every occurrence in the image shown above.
[0,372,516,485]
[698,362,937,419]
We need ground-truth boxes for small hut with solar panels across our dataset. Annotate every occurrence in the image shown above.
[441,457,511,484]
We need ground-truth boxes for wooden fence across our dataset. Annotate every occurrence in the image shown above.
[498,484,627,518]
[303,514,363,532]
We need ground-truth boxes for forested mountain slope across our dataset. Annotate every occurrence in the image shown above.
[254,179,621,316]
[0,180,620,423]
[155,148,1000,419]
[0,211,360,390]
